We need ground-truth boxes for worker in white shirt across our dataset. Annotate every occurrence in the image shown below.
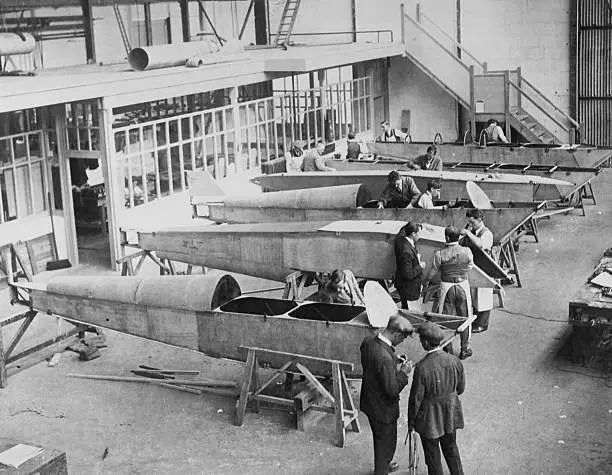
[416,180,446,210]
[378,120,410,143]
[460,208,494,334]
[483,119,509,144]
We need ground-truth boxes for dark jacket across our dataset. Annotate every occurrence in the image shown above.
[394,230,423,301]
[408,350,465,439]
[346,141,361,160]
[360,335,409,423]
[379,176,421,208]
[408,154,443,171]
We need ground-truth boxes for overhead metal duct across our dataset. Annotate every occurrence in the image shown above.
[128,40,218,71]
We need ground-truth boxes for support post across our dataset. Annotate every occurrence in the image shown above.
[98,99,121,271]
[179,0,191,43]
[516,66,522,109]
[469,65,476,141]
[0,326,7,388]
[400,3,405,44]
[52,105,79,267]
[318,70,328,142]
[80,0,96,63]
[144,2,153,46]
[254,0,268,45]
[229,86,242,171]
[351,0,357,43]
[504,70,511,140]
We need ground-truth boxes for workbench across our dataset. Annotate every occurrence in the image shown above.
[569,251,612,327]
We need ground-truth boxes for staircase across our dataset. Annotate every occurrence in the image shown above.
[274,0,302,47]
[400,4,580,144]
[509,107,557,144]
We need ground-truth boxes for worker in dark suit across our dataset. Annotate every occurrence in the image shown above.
[408,322,465,475]
[394,221,426,310]
[406,145,443,171]
[360,315,415,475]
[378,170,421,209]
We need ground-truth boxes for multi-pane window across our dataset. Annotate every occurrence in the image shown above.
[114,76,372,209]
[0,121,48,223]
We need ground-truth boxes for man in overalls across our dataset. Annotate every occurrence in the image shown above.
[422,226,474,360]
[461,209,494,334]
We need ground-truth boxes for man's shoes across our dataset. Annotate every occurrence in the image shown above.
[459,348,473,360]
[472,326,487,334]
[387,461,400,473]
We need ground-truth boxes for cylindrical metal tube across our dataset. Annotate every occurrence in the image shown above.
[0,32,36,55]
[128,40,218,71]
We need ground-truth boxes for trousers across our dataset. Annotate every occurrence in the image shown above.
[367,415,397,475]
[420,431,464,475]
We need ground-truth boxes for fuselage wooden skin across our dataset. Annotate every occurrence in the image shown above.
[21,276,464,377]
[368,142,612,168]
[204,204,539,244]
[251,170,571,202]
[137,221,505,286]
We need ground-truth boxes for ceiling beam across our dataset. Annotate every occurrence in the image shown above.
[1,0,245,9]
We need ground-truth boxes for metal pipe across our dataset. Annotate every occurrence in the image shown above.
[0,32,36,55]
[128,40,218,71]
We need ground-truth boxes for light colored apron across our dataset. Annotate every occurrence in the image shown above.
[438,279,473,318]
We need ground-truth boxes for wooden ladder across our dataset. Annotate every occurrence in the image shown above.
[234,346,360,447]
[274,0,302,47]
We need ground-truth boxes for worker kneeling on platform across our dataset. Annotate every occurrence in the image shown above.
[318,269,365,306]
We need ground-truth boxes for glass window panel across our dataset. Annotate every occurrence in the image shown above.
[1,169,17,221]
[215,111,224,131]
[115,131,127,153]
[28,133,43,158]
[90,129,100,151]
[195,138,204,169]
[225,109,234,130]
[156,124,167,147]
[182,144,193,170]
[144,151,157,202]
[181,118,191,141]
[205,136,215,172]
[15,165,31,216]
[169,120,179,143]
[78,128,91,150]
[129,154,144,206]
[91,102,99,126]
[158,149,170,197]
[13,136,27,162]
[142,126,154,151]
[170,146,181,191]
[0,139,11,165]
[194,116,203,137]
[31,161,46,213]
[128,129,141,154]
[226,132,235,166]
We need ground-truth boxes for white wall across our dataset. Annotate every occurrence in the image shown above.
[388,55,458,142]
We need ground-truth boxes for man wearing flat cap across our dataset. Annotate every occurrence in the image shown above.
[408,322,465,475]
[360,314,414,475]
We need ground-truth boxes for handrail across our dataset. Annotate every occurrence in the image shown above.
[508,80,568,133]
[520,76,579,129]
[269,29,394,43]
[402,13,470,72]
[418,11,486,71]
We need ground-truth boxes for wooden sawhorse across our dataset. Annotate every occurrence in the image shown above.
[234,346,360,447]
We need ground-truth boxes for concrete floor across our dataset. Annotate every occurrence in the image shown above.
[0,172,611,474]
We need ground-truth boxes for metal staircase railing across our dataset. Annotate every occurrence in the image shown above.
[401,2,580,144]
